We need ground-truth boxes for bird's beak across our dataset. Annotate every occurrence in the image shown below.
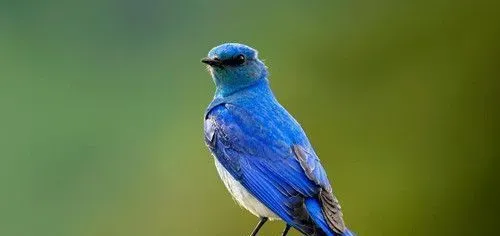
[201,57,223,67]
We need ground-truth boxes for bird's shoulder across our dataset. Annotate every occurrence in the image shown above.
[205,96,306,143]
[204,101,281,153]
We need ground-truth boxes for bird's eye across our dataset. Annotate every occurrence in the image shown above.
[235,54,245,64]
[222,54,246,66]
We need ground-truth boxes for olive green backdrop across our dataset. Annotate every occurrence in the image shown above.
[1,0,498,235]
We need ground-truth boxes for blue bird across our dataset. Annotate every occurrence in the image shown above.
[202,43,354,236]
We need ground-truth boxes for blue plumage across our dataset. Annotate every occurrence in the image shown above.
[203,43,353,236]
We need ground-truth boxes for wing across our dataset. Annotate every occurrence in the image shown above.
[204,103,346,234]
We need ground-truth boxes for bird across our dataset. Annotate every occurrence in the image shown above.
[202,43,354,236]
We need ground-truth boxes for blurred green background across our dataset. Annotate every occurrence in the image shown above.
[1,0,498,235]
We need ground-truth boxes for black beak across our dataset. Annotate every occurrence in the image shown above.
[201,57,223,67]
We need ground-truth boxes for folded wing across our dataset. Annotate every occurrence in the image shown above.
[205,103,346,235]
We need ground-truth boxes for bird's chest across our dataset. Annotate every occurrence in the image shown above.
[214,158,279,220]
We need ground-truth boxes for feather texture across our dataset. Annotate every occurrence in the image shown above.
[204,80,348,235]
[203,43,352,236]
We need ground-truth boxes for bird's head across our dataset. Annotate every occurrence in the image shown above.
[202,43,268,96]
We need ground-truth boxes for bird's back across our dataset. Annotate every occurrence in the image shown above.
[205,81,350,236]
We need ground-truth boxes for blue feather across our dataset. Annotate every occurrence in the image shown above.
[203,43,353,236]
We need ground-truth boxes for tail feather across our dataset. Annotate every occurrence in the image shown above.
[342,229,355,236]
[305,198,354,236]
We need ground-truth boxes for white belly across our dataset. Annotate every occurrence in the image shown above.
[214,159,279,220]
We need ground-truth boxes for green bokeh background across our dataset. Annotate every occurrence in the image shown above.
[1,1,498,235]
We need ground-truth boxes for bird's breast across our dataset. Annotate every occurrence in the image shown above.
[214,158,279,220]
